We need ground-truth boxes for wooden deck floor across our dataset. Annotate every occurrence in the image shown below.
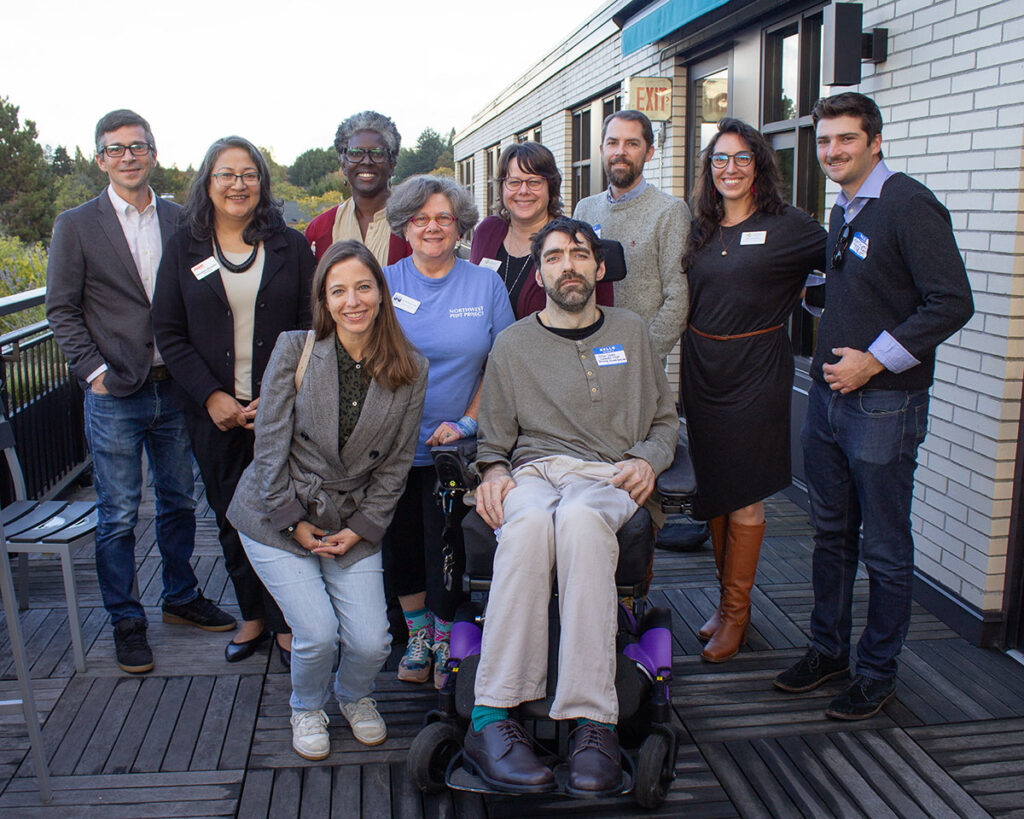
[2,482,1023,817]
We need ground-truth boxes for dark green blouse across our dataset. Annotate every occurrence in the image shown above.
[336,335,369,452]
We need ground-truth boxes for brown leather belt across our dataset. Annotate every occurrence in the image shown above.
[689,323,783,341]
[148,365,171,382]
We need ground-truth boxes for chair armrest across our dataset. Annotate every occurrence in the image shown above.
[656,441,697,499]
[431,437,479,492]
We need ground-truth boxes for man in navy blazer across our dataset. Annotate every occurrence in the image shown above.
[46,109,234,674]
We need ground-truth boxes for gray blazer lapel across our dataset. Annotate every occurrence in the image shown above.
[96,192,147,301]
[342,376,397,467]
[307,336,342,467]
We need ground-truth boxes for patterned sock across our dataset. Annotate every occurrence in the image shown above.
[433,616,452,646]
[576,718,616,732]
[404,607,430,637]
[472,705,509,732]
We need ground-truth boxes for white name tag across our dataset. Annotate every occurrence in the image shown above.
[191,256,219,280]
[593,344,627,366]
[479,258,501,272]
[392,292,421,314]
[740,231,767,245]
[850,232,869,260]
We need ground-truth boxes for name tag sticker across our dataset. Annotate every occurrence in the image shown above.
[593,344,627,367]
[479,258,501,272]
[592,223,602,238]
[850,232,869,259]
[740,231,767,245]
[191,256,219,280]
[392,292,421,314]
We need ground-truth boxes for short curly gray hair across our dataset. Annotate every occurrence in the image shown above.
[386,175,479,237]
[333,111,401,161]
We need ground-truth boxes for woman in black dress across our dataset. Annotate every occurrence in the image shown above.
[681,118,826,663]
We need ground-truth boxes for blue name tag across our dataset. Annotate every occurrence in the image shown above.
[593,344,627,366]
[850,232,869,260]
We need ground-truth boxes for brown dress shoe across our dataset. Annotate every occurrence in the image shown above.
[567,723,623,796]
[463,719,555,793]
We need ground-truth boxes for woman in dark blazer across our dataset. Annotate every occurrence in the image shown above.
[153,136,314,665]
[227,240,427,760]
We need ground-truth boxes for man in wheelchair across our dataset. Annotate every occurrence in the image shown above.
[463,217,679,795]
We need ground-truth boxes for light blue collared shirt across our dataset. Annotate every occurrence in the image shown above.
[834,160,919,375]
[606,177,648,204]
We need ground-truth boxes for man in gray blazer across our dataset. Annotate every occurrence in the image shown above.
[46,109,234,674]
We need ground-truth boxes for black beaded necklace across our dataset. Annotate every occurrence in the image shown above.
[213,232,259,273]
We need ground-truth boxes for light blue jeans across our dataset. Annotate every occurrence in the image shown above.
[240,534,391,711]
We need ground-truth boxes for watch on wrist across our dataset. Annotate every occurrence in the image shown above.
[280,523,297,539]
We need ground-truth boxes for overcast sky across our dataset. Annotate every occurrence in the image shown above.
[5,0,606,169]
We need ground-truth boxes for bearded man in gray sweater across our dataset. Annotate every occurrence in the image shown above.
[461,217,678,797]
[573,110,690,361]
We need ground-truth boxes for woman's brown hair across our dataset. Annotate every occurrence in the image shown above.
[311,240,419,390]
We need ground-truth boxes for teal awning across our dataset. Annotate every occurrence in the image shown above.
[621,0,732,55]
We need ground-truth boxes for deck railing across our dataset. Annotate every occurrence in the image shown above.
[0,286,89,500]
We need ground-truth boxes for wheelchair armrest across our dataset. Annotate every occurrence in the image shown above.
[431,436,479,491]
[656,441,697,499]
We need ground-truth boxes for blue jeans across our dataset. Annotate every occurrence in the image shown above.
[241,535,391,712]
[802,381,929,680]
[84,381,198,623]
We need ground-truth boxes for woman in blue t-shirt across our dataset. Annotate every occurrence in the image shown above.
[383,175,515,689]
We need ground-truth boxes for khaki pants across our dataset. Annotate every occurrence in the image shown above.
[474,456,637,723]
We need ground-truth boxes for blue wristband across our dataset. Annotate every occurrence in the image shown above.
[450,416,478,438]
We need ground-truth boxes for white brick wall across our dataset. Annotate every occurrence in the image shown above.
[453,0,1024,614]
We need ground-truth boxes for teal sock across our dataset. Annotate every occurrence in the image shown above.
[576,718,615,731]
[433,616,452,645]
[404,607,430,637]
[472,705,509,732]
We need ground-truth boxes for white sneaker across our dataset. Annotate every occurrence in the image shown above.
[340,697,387,746]
[291,709,330,760]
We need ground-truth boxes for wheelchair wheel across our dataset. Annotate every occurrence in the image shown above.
[408,720,462,794]
[634,732,672,808]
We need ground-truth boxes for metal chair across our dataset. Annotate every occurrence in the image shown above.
[0,411,91,672]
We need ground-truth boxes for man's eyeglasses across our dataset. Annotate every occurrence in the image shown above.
[710,151,754,169]
[831,222,853,268]
[100,142,153,158]
[501,177,547,192]
[410,212,456,228]
[345,147,389,164]
[212,171,261,187]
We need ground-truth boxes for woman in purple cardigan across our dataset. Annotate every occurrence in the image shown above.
[470,142,614,318]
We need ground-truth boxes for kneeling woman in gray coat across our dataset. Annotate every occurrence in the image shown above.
[228,240,427,760]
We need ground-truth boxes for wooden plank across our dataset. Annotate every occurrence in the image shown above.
[47,676,117,775]
[235,768,272,819]
[803,733,897,817]
[103,676,164,774]
[331,764,363,817]
[723,739,797,816]
[162,675,215,771]
[748,736,836,817]
[189,675,238,771]
[132,676,190,772]
[700,742,770,819]
[220,673,262,770]
[391,760,426,819]
[74,676,142,775]
[831,732,931,819]
[298,764,332,817]
[774,733,866,817]
[363,762,392,818]
[267,766,302,818]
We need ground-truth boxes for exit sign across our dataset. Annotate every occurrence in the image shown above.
[625,77,672,121]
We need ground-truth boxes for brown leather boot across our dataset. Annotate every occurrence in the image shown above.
[698,516,728,641]
[701,520,765,662]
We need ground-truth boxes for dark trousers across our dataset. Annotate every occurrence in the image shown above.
[383,465,465,622]
[186,409,289,633]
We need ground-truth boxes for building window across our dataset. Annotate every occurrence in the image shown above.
[688,58,730,195]
[600,95,622,191]
[457,155,475,206]
[761,11,827,360]
[516,125,542,143]
[571,106,591,209]
[485,143,502,216]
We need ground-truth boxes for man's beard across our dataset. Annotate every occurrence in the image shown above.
[605,157,641,189]
[545,274,595,313]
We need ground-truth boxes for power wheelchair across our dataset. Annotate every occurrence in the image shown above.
[407,434,697,809]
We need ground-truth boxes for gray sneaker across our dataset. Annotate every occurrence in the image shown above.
[340,697,387,746]
[291,709,330,760]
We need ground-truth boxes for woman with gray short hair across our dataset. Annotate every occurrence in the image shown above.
[382,175,515,689]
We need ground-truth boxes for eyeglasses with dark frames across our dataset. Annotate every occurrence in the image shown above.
[211,171,261,187]
[344,147,390,164]
[710,151,754,169]
[831,222,853,268]
[100,142,153,158]
[501,177,547,192]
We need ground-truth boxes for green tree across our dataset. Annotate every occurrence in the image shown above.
[150,164,194,203]
[258,146,289,189]
[394,127,453,183]
[0,97,54,243]
[289,148,338,188]
[52,172,99,213]
[308,173,348,198]
[51,145,73,177]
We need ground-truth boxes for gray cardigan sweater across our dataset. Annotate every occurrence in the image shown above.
[474,307,679,478]
[228,331,428,568]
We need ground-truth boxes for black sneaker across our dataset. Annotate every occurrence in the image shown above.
[114,618,154,674]
[774,647,850,692]
[825,675,896,720]
[162,591,236,632]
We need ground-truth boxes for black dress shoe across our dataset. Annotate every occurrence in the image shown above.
[567,723,623,797]
[462,719,555,793]
[225,630,270,662]
[825,675,896,720]
[276,638,291,670]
